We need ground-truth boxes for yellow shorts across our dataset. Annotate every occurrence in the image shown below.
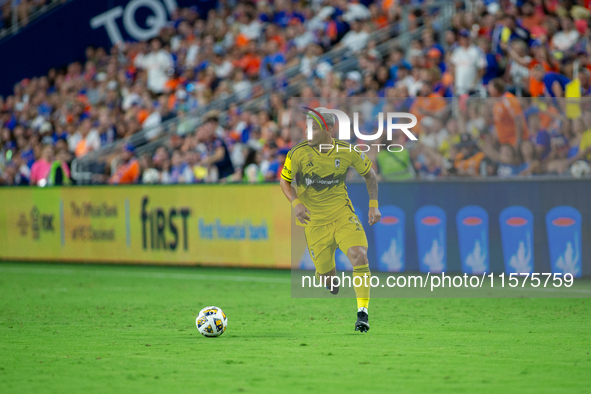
[304,210,368,274]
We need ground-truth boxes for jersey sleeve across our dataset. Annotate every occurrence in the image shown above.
[351,149,372,176]
[280,150,293,182]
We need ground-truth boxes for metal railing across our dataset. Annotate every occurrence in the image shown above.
[0,0,70,40]
[71,0,461,183]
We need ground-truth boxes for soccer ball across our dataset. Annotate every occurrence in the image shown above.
[196,306,227,337]
[570,160,591,178]
[142,168,160,184]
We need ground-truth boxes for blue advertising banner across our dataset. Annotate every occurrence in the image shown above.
[373,205,405,272]
[341,179,589,275]
[546,206,582,278]
[414,205,447,274]
[293,179,588,276]
[499,206,534,275]
[456,205,489,275]
[0,0,216,96]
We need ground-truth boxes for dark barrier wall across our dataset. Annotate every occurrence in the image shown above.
[338,179,590,276]
[0,0,216,96]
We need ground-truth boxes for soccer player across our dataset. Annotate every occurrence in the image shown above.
[279,107,381,332]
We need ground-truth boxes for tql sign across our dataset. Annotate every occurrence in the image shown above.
[91,0,178,44]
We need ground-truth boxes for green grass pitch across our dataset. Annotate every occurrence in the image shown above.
[1,262,590,393]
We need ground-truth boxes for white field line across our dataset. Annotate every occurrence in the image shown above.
[0,266,290,284]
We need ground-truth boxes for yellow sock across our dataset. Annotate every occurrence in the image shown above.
[353,264,370,311]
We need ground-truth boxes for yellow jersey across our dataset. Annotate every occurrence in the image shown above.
[579,129,591,162]
[281,139,372,226]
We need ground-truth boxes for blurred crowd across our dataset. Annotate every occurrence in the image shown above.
[310,93,591,181]
[0,0,66,33]
[2,0,591,186]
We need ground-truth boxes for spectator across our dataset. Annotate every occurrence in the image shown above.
[481,143,522,177]
[489,78,529,146]
[242,148,265,183]
[232,69,252,102]
[169,150,192,184]
[109,144,140,184]
[519,140,541,176]
[0,161,19,186]
[345,71,363,96]
[530,65,571,98]
[235,41,262,77]
[141,102,164,141]
[478,140,539,177]
[449,29,487,95]
[439,117,462,159]
[198,119,235,182]
[453,134,486,177]
[527,111,552,160]
[375,133,415,180]
[551,16,579,52]
[139,152,158,184]
[387,47,411,82]
[418,117,448,152]
[29,144,54,186]
[212,46,234,79]
[265,146,288,182]
[292,21,316,52]
[505,40,531,93]
[47,149,71,186]
[69,119,100,158]
[415,146,443,180]
[565,117,591,164]
[134,38,174,94]
[409,79,448,134]
[184,150,205,183]
[339,20,370,53]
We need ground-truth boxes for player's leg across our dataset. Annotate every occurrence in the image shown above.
[335,214,371,332]
[347,245,371,332]
[305,224,339,295]
[347,246,370,308]
[315,266,338,295]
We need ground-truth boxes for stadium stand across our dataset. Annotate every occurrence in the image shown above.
[1,0,591,186]
[0,0,67,38]
[81,0,458,184]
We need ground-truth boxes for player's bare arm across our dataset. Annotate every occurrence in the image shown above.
[280,177,311,225]
[363,168,381,225]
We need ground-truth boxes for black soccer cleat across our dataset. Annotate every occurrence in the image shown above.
[355,311,370,332]
[317,271,339,295]
[327,277,339,295]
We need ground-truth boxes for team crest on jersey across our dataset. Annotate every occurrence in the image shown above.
[335,159,340,168]
[307,153,314,167]
[310,249,315,259]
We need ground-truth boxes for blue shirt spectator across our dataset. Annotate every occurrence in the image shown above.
[543,72,571,97]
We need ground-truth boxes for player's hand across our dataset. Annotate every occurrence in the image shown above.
[368,207,381,226]
[294,203,311,225]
